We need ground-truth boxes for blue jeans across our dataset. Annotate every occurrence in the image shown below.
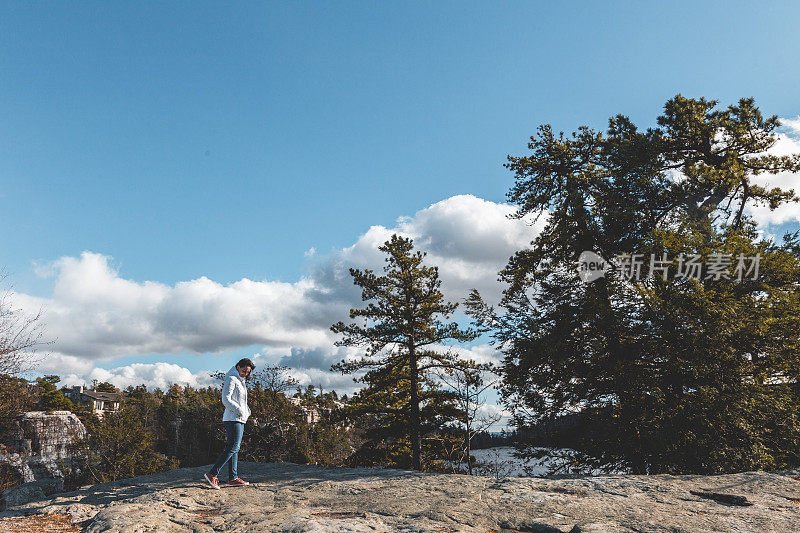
[209,421,244,480]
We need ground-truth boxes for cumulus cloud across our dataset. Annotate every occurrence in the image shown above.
[276,346,350,371]
[279,367,365,396]
[59,362,217,391]
[744,117,800,227]
[14,252,344,360]
[17,194,539,361]
[308,194,546,306]
[36,352,96,376]
[11,194,536,391]
[657,118,800,230]
[397,195,547,301]
[476,402,512,422]
[442,343,504,367]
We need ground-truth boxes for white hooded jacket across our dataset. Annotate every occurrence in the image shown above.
[221,365,251,423]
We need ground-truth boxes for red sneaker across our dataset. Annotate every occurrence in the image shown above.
[204,473,220,490]
[226,478,250,486]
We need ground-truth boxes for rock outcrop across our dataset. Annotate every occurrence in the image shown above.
[2,462,800,532]
[9,411,87,460]
[0,411,87,510]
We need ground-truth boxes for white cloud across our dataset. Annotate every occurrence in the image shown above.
[280,367,365,396]
[308,194,545,307]
[59,362,217,391]
[778,117,800,138]
[14,252,344,359]
[397,195,546,302]
[476,402,511,420]
[660,118,800,229]
[443,343,504,367]
[11,194,540,391]
[36,352,96,376]
[744,117,800,227]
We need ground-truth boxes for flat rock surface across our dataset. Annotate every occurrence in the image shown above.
[2,462,800,532]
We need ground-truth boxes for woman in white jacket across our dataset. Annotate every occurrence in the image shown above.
[204,358,254,489]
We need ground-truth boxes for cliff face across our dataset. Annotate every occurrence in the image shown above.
[0,411,87,509]
[10,411,87,461]
[2,462,800,532]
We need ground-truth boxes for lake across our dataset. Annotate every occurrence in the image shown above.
[464,446,627,477]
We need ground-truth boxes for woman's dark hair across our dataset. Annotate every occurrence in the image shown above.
[236,357,255,371]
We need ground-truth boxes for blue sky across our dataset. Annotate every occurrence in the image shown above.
[2,2,800,425]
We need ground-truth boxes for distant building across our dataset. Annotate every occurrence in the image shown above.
[65,386,122,417]
[288,397,321,424]
[287,397,347,425]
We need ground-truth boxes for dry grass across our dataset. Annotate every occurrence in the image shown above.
[0,513,82,532]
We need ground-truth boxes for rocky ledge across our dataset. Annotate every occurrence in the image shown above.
[2,462,800,532]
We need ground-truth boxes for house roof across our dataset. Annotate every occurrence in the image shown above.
[79,390,122,401]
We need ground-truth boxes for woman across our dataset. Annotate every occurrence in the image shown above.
[204,358,255,488]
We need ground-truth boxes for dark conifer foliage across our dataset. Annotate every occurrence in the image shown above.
[466,95,800,474]
[331,234,478,470]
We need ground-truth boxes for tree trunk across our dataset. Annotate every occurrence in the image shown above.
[409,344,422,470]
[466,424,472,475]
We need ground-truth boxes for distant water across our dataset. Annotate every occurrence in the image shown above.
[469,446,558,477]
[462,446,626,477]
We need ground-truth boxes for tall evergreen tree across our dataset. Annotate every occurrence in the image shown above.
[331,234,477,470]
[467,95,800,474]
[36,375,74,412]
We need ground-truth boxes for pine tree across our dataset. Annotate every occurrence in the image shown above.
[36,375,74,412]
[331,234,477,470]
[466,95,800,474]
